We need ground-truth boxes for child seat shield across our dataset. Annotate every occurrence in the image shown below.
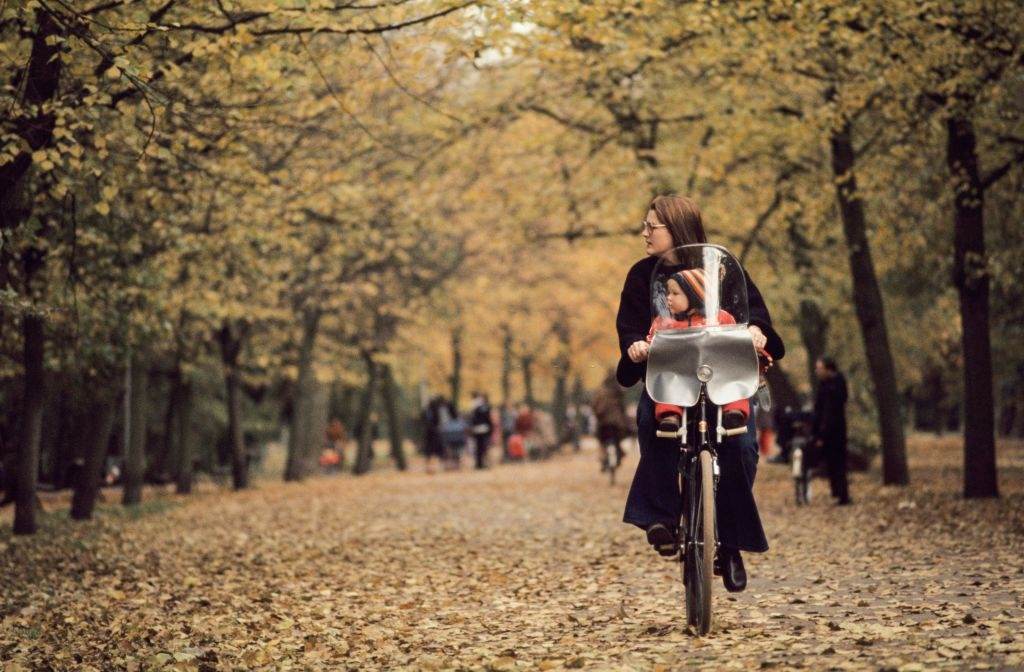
[646,326,760,406]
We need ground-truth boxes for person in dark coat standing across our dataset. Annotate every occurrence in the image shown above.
[469,392,494,470]
[813,357,851,505]
[421,396,450,474]
[615,195,786,594]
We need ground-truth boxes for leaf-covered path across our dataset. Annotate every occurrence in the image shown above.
[3,437,1024,671]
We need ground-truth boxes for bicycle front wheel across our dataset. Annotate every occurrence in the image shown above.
[684,450,716,635]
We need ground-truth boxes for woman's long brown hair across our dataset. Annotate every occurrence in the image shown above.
[648,195,708,248]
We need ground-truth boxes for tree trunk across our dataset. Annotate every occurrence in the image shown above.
[7,11,64,536]
[353,355,380,475]
[41,380,71,488]
[148,367,181,483]
[285,310,320,481]
[161,366,185,481]
[998,384,1022,438]
[381,364,407,471]
[997,398,1014,438]
[175,380,195,495]
[830,122,909,486]
[449,327,463,411]
[571,374,584,451]
[946,114,997,498]
[797,299,829,394]
[551,324,570,445]
[218,323,249,490]
[500,325,513,406]
[225,364,247,489]
[14,314,45,534]
[71,385,119,520]
[913,366,947,434]
[1,396,17,505]
[0,9,62,232]
[331,383,358,431]
[521,354,535,408]
[122,351,149,506]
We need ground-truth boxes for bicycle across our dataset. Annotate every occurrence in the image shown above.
[645,244,763,635]
[671,378,749,634]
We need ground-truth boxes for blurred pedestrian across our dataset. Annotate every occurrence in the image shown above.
[591,371,630,471]
[514,403,536,458]
[813,357,851,505]
[499,402,516,460]
[514,402,534,435]
[421,396,448,474]
[469,392,493,470]
[566,403,582,452]
[438,397,467,470]
[322,418,347,471]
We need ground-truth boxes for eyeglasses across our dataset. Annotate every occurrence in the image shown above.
[640,220,667,235]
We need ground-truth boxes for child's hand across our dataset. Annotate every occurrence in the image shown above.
[628,340,650,363]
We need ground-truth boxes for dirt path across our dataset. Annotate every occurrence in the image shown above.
[2,436,1023,670]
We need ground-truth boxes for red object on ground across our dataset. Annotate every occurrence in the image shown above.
[507,434,526,459]
[758,428,774,457]
[319,447,341,467]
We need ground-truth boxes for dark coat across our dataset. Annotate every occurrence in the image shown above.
[813,374,848,441]
[422,398,455,457]
[470,403,493,435]
[615,255,785,388]
[813,373,850,501]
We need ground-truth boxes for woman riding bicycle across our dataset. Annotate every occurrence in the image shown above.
[616,195,785,593]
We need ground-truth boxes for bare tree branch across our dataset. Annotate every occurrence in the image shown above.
[981,148,1024,191]
[520,104,604,135]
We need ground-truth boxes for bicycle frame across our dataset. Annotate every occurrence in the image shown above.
[677,384,723,563]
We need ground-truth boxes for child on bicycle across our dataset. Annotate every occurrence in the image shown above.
[647,268,750,438]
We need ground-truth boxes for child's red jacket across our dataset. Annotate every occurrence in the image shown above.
[647,309,738,342]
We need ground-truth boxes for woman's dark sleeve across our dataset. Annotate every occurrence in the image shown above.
[744,270,786,361]
[615,262,650,388]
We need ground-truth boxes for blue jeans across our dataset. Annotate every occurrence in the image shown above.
[623,389,769,553]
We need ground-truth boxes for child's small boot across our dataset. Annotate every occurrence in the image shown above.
[656,413,683,438]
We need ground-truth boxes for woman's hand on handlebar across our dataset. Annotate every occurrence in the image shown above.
[748,325,767,350]
[628,340,650,363]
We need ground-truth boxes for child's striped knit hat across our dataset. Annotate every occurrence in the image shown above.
[669,268,706,312]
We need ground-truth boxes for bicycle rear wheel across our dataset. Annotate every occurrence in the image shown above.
[684,450,716,635]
